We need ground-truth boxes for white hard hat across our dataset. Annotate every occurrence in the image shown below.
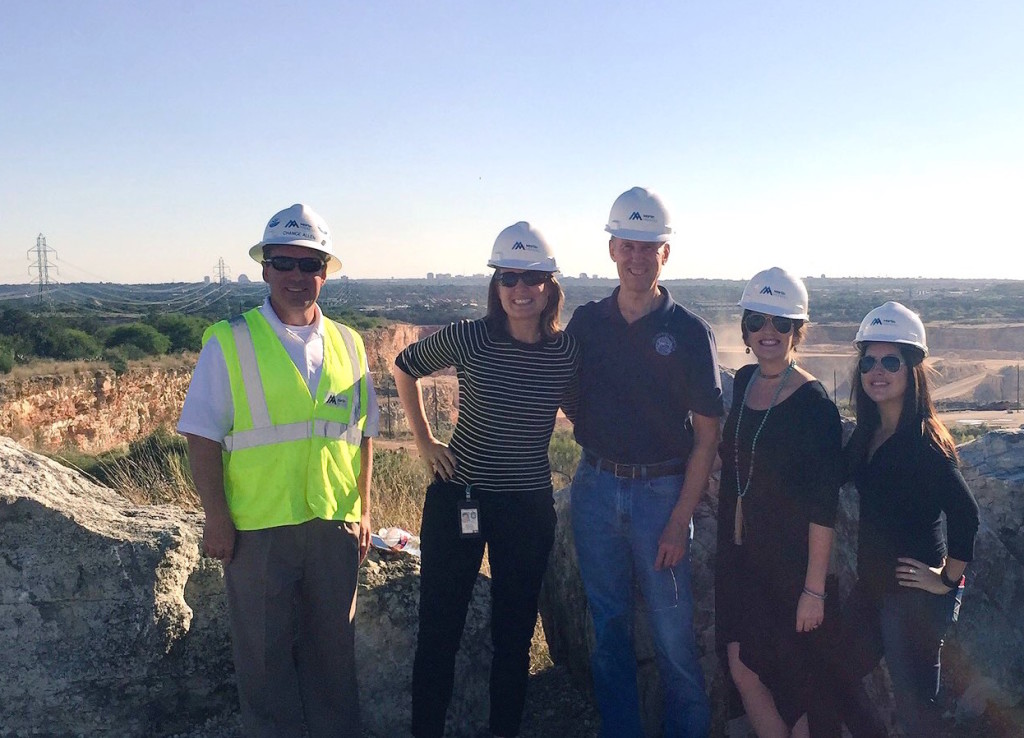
[738,267,810,320]
[487,221,559,272]
[249,203,341,274]
[855,301,928,358]
[605,186,673,243]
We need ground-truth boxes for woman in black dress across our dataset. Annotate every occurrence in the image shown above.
[717,267,842,738]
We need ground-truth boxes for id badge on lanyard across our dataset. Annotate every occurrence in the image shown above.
[459,484,481,538]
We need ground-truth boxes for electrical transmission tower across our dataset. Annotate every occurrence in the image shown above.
[214,257,232,284]
[28,233,58,303]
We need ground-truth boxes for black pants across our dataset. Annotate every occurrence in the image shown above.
[411,479,557,738]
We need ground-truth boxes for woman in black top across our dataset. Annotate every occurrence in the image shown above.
[394,222,579,738]
[717,268,843,738]
[834,302,980,737]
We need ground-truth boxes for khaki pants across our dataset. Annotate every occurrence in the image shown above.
[224,518,361,738]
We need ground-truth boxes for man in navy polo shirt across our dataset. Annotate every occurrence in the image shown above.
[567,187,723,738]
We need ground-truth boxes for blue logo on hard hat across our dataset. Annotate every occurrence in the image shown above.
[511,241,526,250]
[268,218,280,228]
[285,220,300,228]
[760,285,786,297]
[629,211,643,221]
[871,318,883,325]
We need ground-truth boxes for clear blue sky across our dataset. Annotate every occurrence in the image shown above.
[2,1,1021,284]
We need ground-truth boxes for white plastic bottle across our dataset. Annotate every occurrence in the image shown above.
[375,527,421,557]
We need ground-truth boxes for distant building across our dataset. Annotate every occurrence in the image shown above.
[203,276,211,284]
[238,274,250,284]
[427,272,435,280]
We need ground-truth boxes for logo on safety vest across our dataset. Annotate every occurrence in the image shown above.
[653,332,677,356]
[324,394,349,408]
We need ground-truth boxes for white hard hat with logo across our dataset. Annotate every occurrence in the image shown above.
[855,301,928,358]
[738,267,810,320]
[249,203,341,274]
[605,186,673,243]
[487,221,559,272]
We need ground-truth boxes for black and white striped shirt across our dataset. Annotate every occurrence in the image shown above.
[395,319,579,493]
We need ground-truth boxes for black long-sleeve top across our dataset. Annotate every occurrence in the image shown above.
[719,364,843,596]
[846,420,981,598]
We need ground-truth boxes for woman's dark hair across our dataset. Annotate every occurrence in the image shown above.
[849,342,958,463]
[740,309,807,349]
[485,271,564,340]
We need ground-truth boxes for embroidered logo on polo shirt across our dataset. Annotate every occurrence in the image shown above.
[324,394,349,408]
[653,332,677,356]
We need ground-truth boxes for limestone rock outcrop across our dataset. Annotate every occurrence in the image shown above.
[0,436,493,737]
[0,365,194,453]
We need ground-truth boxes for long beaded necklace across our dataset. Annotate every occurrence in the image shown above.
[732,359,796,545]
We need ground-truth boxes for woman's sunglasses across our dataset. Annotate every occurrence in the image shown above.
[858,355,904,374]
[494,270,550,288]
[743,313,793,334]
[264,256,328,273]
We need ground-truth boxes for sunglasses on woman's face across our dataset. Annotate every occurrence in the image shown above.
[264,256,328,273]
[858,354,904,374]
[743,313,793,334]
[494,270,549,288]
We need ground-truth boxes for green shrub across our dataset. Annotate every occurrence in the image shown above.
[34,327,102,360]
[147,314,209,352]
[106,323,171,355]
[0,343,13,374]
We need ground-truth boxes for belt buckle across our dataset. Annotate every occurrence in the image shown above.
[613,462,636,479]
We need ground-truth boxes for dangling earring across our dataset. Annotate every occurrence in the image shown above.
[745,346,751,354]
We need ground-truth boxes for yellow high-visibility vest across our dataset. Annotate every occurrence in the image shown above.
[203,308,369,530]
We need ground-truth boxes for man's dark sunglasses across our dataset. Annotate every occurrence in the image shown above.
[264,256,328,273]
[859,355,904,374]
[743,313,793,334]
[494,270,550,288]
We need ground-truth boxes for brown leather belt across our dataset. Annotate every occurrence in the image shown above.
[583,450,687,480]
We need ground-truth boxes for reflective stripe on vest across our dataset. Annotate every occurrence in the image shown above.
[222,317,363,452]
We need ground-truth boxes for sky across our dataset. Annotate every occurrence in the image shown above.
[1,1,1022,285]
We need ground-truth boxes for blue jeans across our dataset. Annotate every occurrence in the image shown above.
[570,459,710,738]
[837,580,963,738]
[880,586,962,736]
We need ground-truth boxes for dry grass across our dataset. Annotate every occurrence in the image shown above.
[4,353,196,381]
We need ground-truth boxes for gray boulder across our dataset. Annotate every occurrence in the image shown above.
[0,436,493,737]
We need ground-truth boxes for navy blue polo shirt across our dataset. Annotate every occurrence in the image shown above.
[566,286,723,464]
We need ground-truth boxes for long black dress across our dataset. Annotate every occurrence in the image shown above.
[716,363,842,725]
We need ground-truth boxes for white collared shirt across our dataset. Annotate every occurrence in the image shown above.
[178,298,379,443]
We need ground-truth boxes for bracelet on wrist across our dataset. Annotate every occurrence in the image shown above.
[940,568,962,589]
[802,587,826,601]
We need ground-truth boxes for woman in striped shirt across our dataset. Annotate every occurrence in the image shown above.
[394,222,579,738]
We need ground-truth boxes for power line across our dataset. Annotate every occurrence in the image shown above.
[27,234,58,303]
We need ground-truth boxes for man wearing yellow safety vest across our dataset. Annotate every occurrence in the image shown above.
[178,203,378,738]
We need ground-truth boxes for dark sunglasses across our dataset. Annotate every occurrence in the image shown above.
[743,313,793,334]
[859,354,904,374]
[494,270,550,288]
[264,256,327,273]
